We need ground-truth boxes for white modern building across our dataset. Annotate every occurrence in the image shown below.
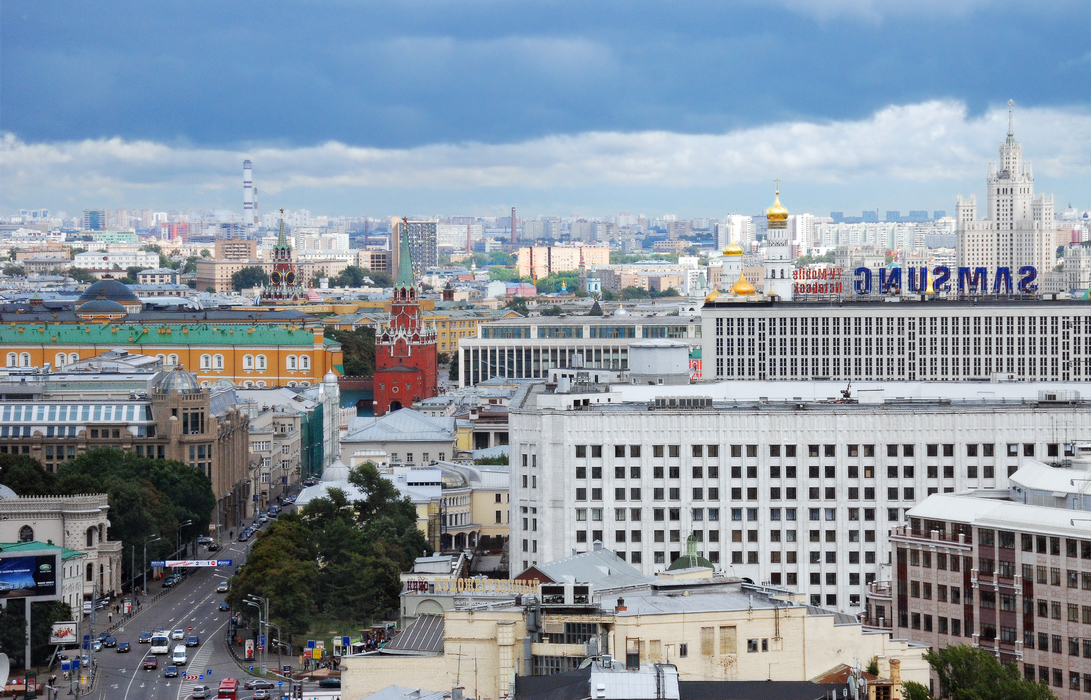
[508,378,1091,613]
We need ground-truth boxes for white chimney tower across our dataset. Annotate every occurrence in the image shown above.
[243,159,254,226]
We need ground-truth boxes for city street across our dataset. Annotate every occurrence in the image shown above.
[68,535,304,700]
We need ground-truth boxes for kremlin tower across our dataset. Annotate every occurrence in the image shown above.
[259,210,307,304]
[373,218,438,416]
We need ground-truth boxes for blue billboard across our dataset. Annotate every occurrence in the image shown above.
[0,553,58,598]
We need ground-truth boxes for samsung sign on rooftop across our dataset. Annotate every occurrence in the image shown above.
[853,266,1039,296]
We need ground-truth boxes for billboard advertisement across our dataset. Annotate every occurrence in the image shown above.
[50,622,78,645]
[0,553,58,599]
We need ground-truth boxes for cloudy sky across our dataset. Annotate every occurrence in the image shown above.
[1,0,1088,219]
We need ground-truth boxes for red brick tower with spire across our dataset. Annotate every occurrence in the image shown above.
[373,217,438,415]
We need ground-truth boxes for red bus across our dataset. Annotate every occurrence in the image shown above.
[217,678,238,699]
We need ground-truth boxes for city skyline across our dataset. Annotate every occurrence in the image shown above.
[1,1,1089,216]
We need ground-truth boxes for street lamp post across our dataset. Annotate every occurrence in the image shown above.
[142,535,160,596]
[177,519,193,558]
[246,594,270,674]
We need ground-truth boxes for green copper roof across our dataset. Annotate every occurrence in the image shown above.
[396,220,415,290]
[0,540,85,560]
[0,322,316,347]
[276,216,290,249]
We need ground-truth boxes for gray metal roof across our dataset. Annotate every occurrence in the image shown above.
[523,547,652,590]
[380,614,444,655]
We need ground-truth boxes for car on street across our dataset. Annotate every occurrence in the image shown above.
[186,635,200,647]
[143,657,157,670]
[207,542,220,552]
[318,678,342,688]
[238,531,249,542]
[218,602,231,611]
[190,686,211,699]
[162,577,176,588]
[172,629,185,640]
[103,636,117,647]
[244,679,275,689]
[197,536,214,546]
[117,642,131,653]
[216,581,229,592]
[164,664,178,678]
[139,631,152,643]
[91,640,102,652]
[252,690,270,699]
[79,654,89,667]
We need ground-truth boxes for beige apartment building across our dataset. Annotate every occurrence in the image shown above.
[343,569,927,700]
[214,238,258,261]
[517,245,609,280]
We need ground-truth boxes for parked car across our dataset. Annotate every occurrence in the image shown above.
[318,678,341,688]
[91,640,102,652]
[238,531,249,542]
[117,642,131,653]
[206,542,220,552]
[164,665,178,678]
[103,636,117,648]
[196,536,214,546]
[143,657,157,670]
[190,686,211,699]
[186,635,199,647]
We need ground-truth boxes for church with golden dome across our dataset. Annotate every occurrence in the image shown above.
[705,185,789,304]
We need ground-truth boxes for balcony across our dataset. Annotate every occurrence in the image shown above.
[867,580,892,600]
[890,525,971,549]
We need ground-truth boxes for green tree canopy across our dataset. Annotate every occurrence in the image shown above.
[231,266,269,291]
[0,453,58,495]
[368,270,393,287]
[228,463,431,632]
[331,265,370,287]
[0,603,27,667]
[488,267,521,282]
[903,645,1056,700]
[504,296,529,316]
[325,327,375,376]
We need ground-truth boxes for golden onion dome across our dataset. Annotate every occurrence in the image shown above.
[731,273,756,296]
[722,242,745,257]
[766,190,789,222]
[703,289,720,304]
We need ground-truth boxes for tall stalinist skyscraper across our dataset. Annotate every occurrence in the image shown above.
[956,100,1055,279]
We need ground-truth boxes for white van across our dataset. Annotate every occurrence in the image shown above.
[172,645,187,666]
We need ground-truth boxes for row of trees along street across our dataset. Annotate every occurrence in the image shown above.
[226,463,430,636]
[0,450,216,665]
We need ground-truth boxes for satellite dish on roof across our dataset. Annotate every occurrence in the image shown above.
[0,653,9,687]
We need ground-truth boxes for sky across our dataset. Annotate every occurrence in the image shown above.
[1,0,1089,219]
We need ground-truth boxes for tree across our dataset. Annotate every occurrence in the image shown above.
[67,268,96,284]
[122,265,145,283]
[31,601,72,664]
[0,454,57,495]
[331,265,369,287]
[540,305,563,316]
[181,256,199,274]
[325,327,376,376]
[489,267,520,282]
[906,645,1057,700]
[3,264,25,277]
[505,297,529,316]
[368,270,393,287]
[231,266,269,292]
[0,602,27,666]
[474,455,509,465]
[200,249,212,258]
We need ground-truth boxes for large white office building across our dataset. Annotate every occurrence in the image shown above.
[508,379,1091,613]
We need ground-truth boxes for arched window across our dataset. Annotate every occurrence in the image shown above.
[286,356,297,371]
[243,381,254,388]
[256,355,267,370]
[213,354,224,370]
[300,381,310,387]
[20,353,30,367]
[200,354,211,370]
[256,381,267,388]
[243,355,254,370]
[300,355,310,371]
[86,527,96,547]
[55,353,66,368]
[5,353,14,367]
[287,381,297,387]
[155,354,166,364]
[68,353,79,364]
[86,563,93,582]
[168,354,179,366]
[18,525,33,542]
[200,381,211,388]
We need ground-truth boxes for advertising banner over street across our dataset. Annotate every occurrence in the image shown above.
[149,560,232,568]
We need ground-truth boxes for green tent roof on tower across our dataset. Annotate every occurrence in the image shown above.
[396,220,415,289]
[275,216,290,250]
